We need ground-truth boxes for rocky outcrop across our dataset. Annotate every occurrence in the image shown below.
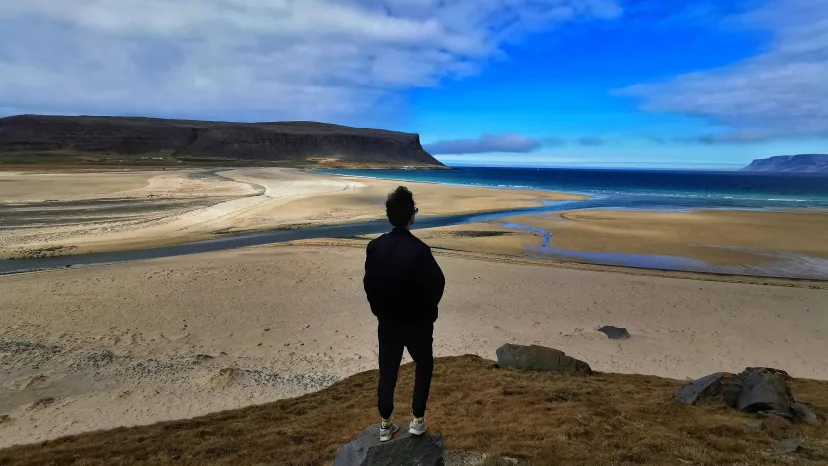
[496,344,592,374]
[0,114,445,168]
[741,154,828,173]
[334,424,444,466]
[675,367,824,424]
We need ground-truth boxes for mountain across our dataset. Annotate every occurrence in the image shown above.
[741,154,828,173]
[0,115,445,168]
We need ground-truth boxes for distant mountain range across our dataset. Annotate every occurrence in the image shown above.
[741,154,828,173]
[0,115,445,169]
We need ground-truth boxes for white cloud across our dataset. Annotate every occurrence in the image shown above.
[426,133,543,154]
[0,0,620,122]
[617,0,828,142]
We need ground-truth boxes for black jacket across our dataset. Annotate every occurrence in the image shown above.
[364,228,445,323]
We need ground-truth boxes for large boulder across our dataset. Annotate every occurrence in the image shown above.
[736,368,793,415]
[334,424,444,466]
[675,372,736,405]
[496,344,592,375]
[675,367,822,424]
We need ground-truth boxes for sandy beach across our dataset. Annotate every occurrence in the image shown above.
[0,168,582,260]
[1,243,827,448]
[2,168,828,449]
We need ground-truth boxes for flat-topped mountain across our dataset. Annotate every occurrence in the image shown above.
[0,115,445,168]
[741,154,828,173]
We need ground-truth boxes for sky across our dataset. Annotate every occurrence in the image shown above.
[0,0,826,169]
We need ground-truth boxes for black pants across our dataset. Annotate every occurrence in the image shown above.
[377,320,434,420]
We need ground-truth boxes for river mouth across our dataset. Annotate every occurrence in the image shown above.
[3,194,827,281]
[0,201,591,275]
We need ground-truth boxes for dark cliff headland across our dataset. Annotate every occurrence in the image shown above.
[741,154,828,173]
[0,115,445,169]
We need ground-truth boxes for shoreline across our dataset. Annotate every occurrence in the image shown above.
[318,168,828,210]
[311,168,598,200]
[2,167,828,280]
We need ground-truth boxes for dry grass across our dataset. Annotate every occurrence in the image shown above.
[1,355,826,465]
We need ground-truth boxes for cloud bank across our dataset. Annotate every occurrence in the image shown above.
[426,134,615,153]
[0,0,621,121]
[618,0,828,142]
[426,134,543,154]
[577,136,607,146]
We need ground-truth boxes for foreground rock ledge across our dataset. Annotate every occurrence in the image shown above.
[496,344,592,375]
[334,424,444,466]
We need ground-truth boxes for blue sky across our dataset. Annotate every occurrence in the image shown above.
[0,0,826,168]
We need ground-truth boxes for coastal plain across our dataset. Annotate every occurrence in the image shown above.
[1,167,827,451]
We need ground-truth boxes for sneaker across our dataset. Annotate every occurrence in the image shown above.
[380,419,399,442]
[409,416,426,436]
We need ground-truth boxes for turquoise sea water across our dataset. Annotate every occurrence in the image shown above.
[323,167,828,211]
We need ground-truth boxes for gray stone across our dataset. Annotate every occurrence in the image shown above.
[496,344,591,375]
[773,439,803,454]
[743,419,763,430]
[736,368,793,414]
[791,402,823,425]
[334,424,444,466]
[676,367,823,426]
[597,326,630,340]
[674,372,735,405]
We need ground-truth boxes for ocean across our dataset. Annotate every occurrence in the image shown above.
[323,167,828,211]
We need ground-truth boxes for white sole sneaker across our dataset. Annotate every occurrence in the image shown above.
[409,420,426,436]
[380,423,399,442]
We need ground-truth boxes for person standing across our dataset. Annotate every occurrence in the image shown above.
[363,186,446,442]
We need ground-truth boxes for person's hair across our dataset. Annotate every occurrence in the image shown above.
[385,186,416,228]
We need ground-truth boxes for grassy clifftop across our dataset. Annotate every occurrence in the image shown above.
[0,115,445,169]
[1,355,826,465]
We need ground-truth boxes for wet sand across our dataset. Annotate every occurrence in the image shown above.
[414,209,828,279]
[1,243,826,447]
[0,168,582,260]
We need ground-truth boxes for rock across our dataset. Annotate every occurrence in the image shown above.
[791,402,824,425]
[674,372,737,405]
[675,367,822,426]
[496,344,591,375]
[735,368,793,415]
[334,424,444,466]
[743,419,763,430]
[597,326,630,340]
[773,439,803,454]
